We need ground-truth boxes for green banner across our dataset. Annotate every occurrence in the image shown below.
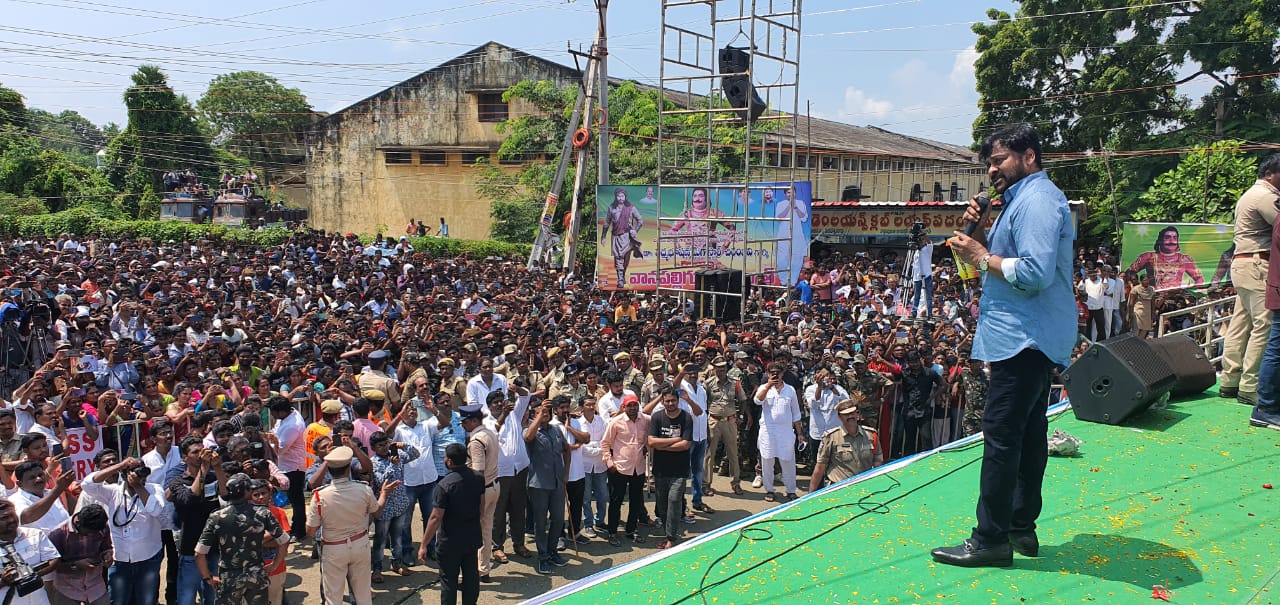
[1121,222,1234,291]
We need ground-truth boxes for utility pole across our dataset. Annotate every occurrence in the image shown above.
[597,0,610,189]
[562,2,609,274]
[1100,139,1120,243]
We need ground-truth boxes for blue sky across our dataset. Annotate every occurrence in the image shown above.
[0,0,1026,146]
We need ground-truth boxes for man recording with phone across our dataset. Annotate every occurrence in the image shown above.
[934,124,1075,568]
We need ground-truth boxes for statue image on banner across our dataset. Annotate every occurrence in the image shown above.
[595,182,811,291]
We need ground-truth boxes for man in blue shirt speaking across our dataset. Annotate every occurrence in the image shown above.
[932,124,1076,567]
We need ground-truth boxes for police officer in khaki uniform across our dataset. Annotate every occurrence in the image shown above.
[306,446,399,605]
[703,356,745,496]
[358,350,401,403]
[539,347,569,400]
[615,352,645,397]
[809,397,883,492]
[463,400,500,582]
[438,358,467,410]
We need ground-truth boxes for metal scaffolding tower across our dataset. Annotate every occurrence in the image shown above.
[655,0,804,309]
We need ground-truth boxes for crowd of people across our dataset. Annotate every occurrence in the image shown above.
[0,211,1206,605]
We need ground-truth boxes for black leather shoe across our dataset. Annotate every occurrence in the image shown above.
[1219,386,1238,399]
[480,574,494,583]
[931,539,1013,567]
[1009,531,1039,557]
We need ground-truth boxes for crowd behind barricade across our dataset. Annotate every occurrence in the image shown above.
[0,227,1209,605]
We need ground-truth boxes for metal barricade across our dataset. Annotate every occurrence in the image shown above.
[108,417,151,459]
[1156,295,1236,363]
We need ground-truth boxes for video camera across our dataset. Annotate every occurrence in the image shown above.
[0,541,44,596]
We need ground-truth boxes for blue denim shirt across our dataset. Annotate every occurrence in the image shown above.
[972,171,1076,368]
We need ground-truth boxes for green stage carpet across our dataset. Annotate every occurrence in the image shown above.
[540,388,1280,605]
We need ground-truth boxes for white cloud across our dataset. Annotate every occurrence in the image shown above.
[949,46,979,89]
[837,86,895,121]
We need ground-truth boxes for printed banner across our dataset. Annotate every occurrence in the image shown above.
[64,426,103,481]
[812,207,985,237]
[595,182,812,290]
[1121,222,1234,291]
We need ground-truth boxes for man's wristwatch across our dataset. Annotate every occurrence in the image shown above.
[978,254,992,272]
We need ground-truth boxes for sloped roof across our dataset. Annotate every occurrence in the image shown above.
[320,41,976,163]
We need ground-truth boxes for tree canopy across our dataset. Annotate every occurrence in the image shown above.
[972,0,1279,242]
[197,71,314,182]
[105,65,218,217]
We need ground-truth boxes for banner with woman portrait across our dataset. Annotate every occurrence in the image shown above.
[595,182,812,291]
[1121,222,1234,292]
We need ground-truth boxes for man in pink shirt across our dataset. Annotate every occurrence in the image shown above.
[601,394,649,545]
[351,394,383,451]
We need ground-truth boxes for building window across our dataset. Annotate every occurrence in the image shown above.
[384,150,412,165]
[419,150,447,165]
[462,151,490,165]
[861,159,874,171]
[477,93,508,123]
[822,156,837,170]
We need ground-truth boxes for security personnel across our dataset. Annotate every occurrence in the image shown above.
[462,401,500,582]
[615,352,645,396]
[703,356,745,496]
[809,397,883,492]
[845,354,893,430]
[359,350,401,403]
[438,358,467,410]
[306,446,399,605]
[419,443,485,605]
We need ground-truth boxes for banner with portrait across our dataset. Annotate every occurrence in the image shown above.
[1120,222,1234,292]
[594,182,812,291]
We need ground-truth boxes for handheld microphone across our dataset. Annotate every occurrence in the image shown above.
[963,192,992,237]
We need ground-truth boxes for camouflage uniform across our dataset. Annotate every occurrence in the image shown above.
[728,365,762,479]
[960,367,989,437]
[845,369,892,428]
[198,501,286,605]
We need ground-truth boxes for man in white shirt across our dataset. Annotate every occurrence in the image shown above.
[1102,266,1125,337]
[1077,267,1108,341]
[269,396,308,542]
[393,399,438,566]
[910,233,937,318]
[754,362,804,502]
[576,397,609,535]
[0,498,60,605]
[80,458,168,605]
[552,396,590,549]
[141,419,182,605]
[8,461,73,531]
[486,387,532,561]
[598,371,636,422]
[466,359,509,414]
[804,369,848,460]
[674,365,709,514]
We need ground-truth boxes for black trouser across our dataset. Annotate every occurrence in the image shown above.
[438,545,479,605]
[564,478,585,538]
[163,529,178,605]
[1087,308,1106,342]
[493,467,528,552]
[972,348,1051,548]
[900,415,930,457]
[607,470,645,536]
[286,470,306,539]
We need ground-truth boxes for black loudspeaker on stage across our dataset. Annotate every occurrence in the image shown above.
[1061,334,1213,425]
[694,269,742,322]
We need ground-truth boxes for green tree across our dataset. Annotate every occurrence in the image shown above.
[196,71,314,182]
[0,128,116,213]
[971,0,1279,227]
[0,82,25,130]
[480,80,753,247]
[1135,140,1258,224]
[106,65,217,217]
[27,109,109,168]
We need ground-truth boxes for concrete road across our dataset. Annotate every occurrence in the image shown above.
[271,473,809,605]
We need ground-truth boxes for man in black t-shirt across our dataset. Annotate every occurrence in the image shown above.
[898,353,941,457]
[419,442,484,605]
[165,436,229,605]
[647,385,693,550]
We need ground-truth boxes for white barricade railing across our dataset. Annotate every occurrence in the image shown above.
[1157,295,1236,364]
